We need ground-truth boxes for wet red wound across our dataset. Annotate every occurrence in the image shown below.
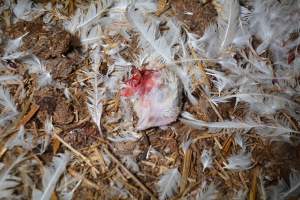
[121,67,160,97]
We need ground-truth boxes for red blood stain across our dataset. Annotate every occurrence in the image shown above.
[121,67,160,97]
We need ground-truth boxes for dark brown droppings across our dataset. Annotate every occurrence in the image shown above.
[6,20,72,59]
[171,0,218,36]
[34,87,74,125]
[37,96,57,115]
[63,122,99,149]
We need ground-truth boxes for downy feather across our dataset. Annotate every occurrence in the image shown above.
[80,25,103,48]
[39,116,53,154]
[108,181,130,199]
[32,153,71,200]
[234,133,247,151]
[181,138,193,154]
[201,149,213,172]
[22,55,52,87]
[249,1,300,56]
[57,174,82,200]
[13,0,45,21]
[122,155,140,173]
[233,189,248,200]
[223,151,252,170]
[190,24,219,57]
[157,168,181,200]
[196,181,218,200]
[2,32,28,60]
[5,125,34,150]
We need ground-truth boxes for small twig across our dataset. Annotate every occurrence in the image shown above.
[193,132,227,143]
[53,131,99,174]
[62,116,90,132]
[222,134,234,155]
[103,147,157,200]
[180,149,192,194]
[214,160,230,180]
[17,103,40,127]
[198,86,224,149]
[249,166,259,200]
[68,168,102,190]
[115,168,140,200]
[180,181,201,200]
[200,88,224,121]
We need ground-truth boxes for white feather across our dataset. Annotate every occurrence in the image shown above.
[233,189,248,200]
[108,180,130,199]
[249,1,300,56]
[86,47,104,134]
[44,116,54,135]
[181,138,193,154]
[211,93,298,115]
[157,168,181,200]
[196,181,218,200]
[201,149,213,172]
[180,112,300,138]
[234,133,247,151]
[0,86,18,113]
[64,0,112,33]
[127,6,175,63]
[22,55,52,87]
[13,0,45,21]
[78,0,112,30]
[39,116,54,154]
[206,69,234,94]
[223,151,252,170]
[218,0,240,51]
[80,25,103,48]
[5,126,34,150]
[32,153,71,200]
[122,155,140,173]
[57,174,82,200]
[2,33,28,60]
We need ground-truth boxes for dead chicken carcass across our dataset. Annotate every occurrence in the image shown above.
[121,66,181,130]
